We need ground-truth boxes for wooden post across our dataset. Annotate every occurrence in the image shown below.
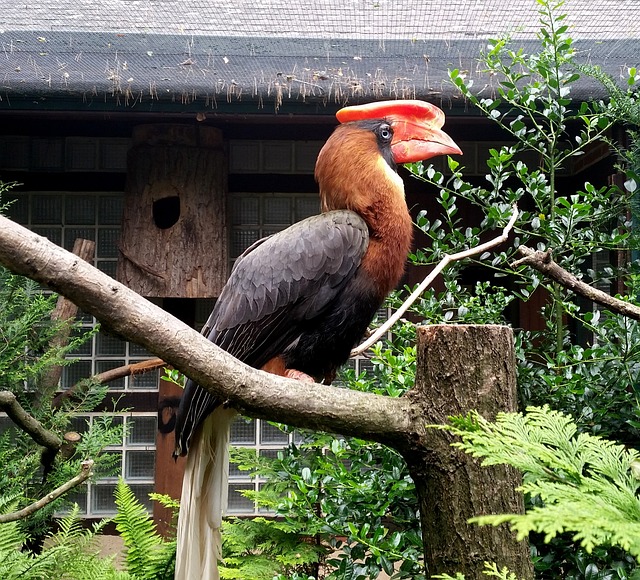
[407,325,533,579]
[154,374,186,537]
[117,124,228,298]
[40,238,96,395]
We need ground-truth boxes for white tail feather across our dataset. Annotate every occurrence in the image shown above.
[175,406,238,580]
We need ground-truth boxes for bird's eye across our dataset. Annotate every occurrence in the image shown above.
[378,125,392,142]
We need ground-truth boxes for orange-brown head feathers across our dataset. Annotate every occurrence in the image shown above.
[315,99,460,214]
[315,120,403,214]
[314,100,461,296]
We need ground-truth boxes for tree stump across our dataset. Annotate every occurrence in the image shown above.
[117,124,228,298]
[408,324,533,579]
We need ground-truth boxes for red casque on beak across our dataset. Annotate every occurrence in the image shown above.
[336,99,462,164]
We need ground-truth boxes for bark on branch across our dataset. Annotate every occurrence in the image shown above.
[0,216,413,447]
[0,460,94,523]
[52,357,165,409]
[0,390,63,452]
[513,245,640,320]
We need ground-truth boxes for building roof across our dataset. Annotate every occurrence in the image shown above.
[1,0,639,115]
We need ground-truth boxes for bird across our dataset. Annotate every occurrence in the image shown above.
[173,99,461,580]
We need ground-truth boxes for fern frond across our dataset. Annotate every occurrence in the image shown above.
[447,406,640,558]
[114,479,175,579]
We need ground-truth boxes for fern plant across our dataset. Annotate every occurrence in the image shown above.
[445,406,640,561]
[0,503,130,580]
[113,478,176,580]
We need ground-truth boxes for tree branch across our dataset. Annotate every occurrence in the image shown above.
[0,390,63,451]
[0,216,414,447]
[513,245,640,321]
[51,357,165,409]
[0,460,94,523]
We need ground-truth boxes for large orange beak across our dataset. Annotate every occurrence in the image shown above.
[336,99,462,164]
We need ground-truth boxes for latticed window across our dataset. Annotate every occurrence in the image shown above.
[65,414,157,516]
[6,191,160,392]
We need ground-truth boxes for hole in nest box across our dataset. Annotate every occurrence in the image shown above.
[153,196,180,229]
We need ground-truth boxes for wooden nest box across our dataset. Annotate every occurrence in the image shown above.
[117,125,228,298]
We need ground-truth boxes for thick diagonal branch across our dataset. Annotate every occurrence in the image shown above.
[0,216,414,448]
[513,245,640,321]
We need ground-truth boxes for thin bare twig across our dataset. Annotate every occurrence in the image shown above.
[0,460,94,523]
[351,204,519,356]
[513,245,640,321]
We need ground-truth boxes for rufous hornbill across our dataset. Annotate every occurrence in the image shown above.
[173,99,461,580]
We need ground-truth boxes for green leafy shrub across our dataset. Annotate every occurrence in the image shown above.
[445,406,640,579]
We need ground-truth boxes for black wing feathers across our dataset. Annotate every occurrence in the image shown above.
[209,210,368,361]
[174,210,369,455]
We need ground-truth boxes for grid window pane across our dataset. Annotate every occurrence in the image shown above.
[129,484,155,511]
[103,449,123,471]
[95,360,126,389]
[97,229,120,259]
[61,360,92,388]
[127,416,157,445]
[92,484,117,514]
[232,196,259,226]
[32,138,63,170]
[227,484,255,513]
[127,364,159,390]
[32,195,62,224]
[260,422,288,445]
[294,141,323,173]
[229,142,260,173]
[231,230,260,258]
[65,195,96,224]
[99,140,129,171]
[67,141,97,171]
[259,448,281,460]
[126,451,156,479]
[230,417,256,444]
[0,136,29,169]
[128,341,151,356]
[263,142,292,173]
[264,197,291,225]
[109,417,124,441]
[96,333,126,356]
[67,328,93,356]
[295,198,319,220]
[6,195,29,222]
[99,195,124,224]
